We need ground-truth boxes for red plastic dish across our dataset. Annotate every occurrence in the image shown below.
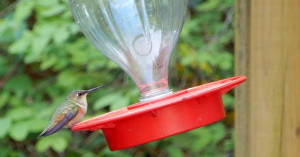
[72,76,247,151]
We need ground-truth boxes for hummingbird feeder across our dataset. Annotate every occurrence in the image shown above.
[69,0,246,151]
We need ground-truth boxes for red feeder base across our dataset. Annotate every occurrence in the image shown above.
[72,76,247,151]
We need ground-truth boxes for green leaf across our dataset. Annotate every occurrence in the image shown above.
[216,52,233,70]
[102,147,131,157]
[197,52,213,64]
[8,95,25,107]
[87,60,105,72]
[0,117,11,138]
[167,146,184,157]
[52,137,68,152]
[14,0,34,22]
[210,124,226,143]
[8,31,33,54]
[93,93,122,110]
[82,152,97,157]
[223,139,234,151]
[33,23,57,36]
[57,70,79,87]
[40,55,57,70]
[0,57,8,74]
[26,118,48,132]
[70,51,89,65]
[110,96,129,111]
[36,138,51,152]
[32,35,51,54]
[222,94,234,108]
[40,5,66,17]
[0,147,10,157]
[8,39,29,54]
[107,61,119,69]
[9,122,29,141]
[190,127,212,152]
[36,135,68,153]
[69,23,80,34]
[7,107,32,120]
[197,0,220,11]
[53,27,70,45]
[36,0,59,7]
[0,92,10,108]
[25,35,51,63]
[181,53,196,66]
[4,74,32,95]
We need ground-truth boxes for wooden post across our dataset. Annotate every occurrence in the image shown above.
[235,0,300,157]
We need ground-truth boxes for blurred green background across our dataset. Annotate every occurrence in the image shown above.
[0,0,235,156]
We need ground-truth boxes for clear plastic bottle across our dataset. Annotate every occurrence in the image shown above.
[69,0,188,102]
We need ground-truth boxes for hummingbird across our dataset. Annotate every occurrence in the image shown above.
[38,85,104,138]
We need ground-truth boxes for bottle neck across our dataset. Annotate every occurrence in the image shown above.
[138,78,173,102]
[139,88,173,102]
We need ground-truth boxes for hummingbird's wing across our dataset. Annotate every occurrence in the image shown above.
[38,106,78,138]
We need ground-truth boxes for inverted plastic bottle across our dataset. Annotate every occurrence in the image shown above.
[69,0,188,102]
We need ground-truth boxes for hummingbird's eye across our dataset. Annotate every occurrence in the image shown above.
[77,93,83,96]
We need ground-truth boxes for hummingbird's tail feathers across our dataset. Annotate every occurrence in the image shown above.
[37,111,78,139]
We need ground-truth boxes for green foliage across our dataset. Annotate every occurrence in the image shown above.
[0,117,11,138]
[0,0,234,156]
[36,132,69,152]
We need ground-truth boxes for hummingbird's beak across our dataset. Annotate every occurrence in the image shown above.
[85,85,105,93]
